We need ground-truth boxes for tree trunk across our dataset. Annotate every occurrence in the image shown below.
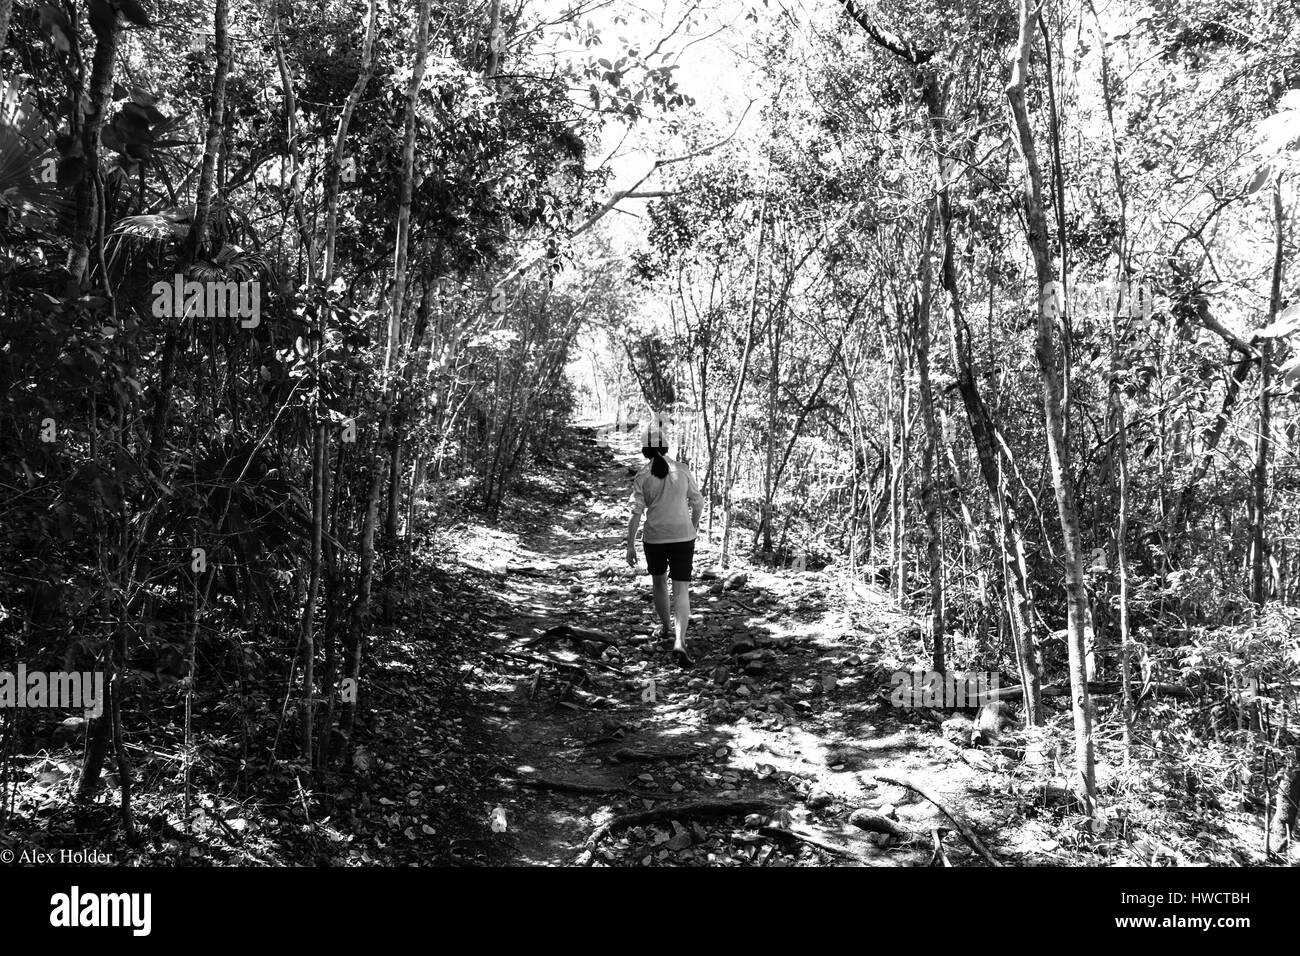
[323,0,380,286]
[1270,747,1300,855]
[385,0,432,375]
[719,160,770,567]
[758,297,784,553]
[67,18,120,281]
[914,206,945,673]
[485,0,503,77]
[300,421,325,763]
[1252,178,1284,607]
[1093,10,1133,756]
[1006,0,1095,815]
[340,417,389,750]
[889,329,910,602]
[269,5,317,282]
[0,0,13,68]
[191,0,232,259]
[1109,318,1134,758]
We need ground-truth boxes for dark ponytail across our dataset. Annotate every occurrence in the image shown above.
[642,445,669,479]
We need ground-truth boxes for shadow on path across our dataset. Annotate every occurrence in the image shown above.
[451,426,1022,867]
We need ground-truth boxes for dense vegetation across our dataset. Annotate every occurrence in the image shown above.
[1,0,1298,862]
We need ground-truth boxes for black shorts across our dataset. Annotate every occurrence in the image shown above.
[643,539,696,581]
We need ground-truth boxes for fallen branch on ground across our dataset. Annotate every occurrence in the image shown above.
[575,798,783,864]
[760,824,875,863]
[986,680,1192,702]
[490,649,621,675]
[489,764,627,795]
[930,828,951,867]
[505,565,554,578]
[525,624,620,648]
[609,747,701,763]
[848,809,911,839]
[871,773,1001,866]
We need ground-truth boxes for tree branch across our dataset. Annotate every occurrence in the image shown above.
[834,0,936,65]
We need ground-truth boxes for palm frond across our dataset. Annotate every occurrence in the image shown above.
[0,78,73,226]
[111,213,192,242]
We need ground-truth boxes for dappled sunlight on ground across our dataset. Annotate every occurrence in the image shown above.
[425,424,1082,866]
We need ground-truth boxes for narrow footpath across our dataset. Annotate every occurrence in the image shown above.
[444,425,1047,867]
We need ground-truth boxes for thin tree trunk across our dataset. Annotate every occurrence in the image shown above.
[1110,315,1134,759]
[485,0,503,77]
[1253,178,1284,607]
[146,0,230,470]
[300,422,325,763]
[269,4,317,281]
[1007,0,1095,815]
[1171,353,1253,533]
[340,419,389,750]
[887,322,911,602]
[191,0,232,259]
[0,0,13,68]
[914,206,945,673]
[322,0,379,287]
[759,294,783,553]
[942,230,1042,718]
[385,0,432,375]
[1270,746,1300,855]
[719,159,770,567]
[1093,4,1133,757]
[67,18,120,281]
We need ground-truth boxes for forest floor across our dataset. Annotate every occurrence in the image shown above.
[400,424,1093,867]
[1,425,1271,867]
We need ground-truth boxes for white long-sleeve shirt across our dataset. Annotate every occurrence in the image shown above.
[629,457,704,543]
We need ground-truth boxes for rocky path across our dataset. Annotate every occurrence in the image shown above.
[448,425,1040,867]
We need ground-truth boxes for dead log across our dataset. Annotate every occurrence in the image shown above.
[985,680,1192,703]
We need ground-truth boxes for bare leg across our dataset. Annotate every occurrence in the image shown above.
[652,573,672,634]
[672,579,691,651]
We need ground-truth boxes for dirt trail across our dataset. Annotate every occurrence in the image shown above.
[453,426,1027,866]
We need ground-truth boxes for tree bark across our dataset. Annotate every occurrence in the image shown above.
[269,3,317,282]
[340,417,389,750]
[914,206,945,673]
[0,0,13,68]
[191,0,232,259]
[1006,0,1095,815]
[1252,178,1284,607]
[719,159,770,567]
[322,0,380,287]
[300,421,325,763]
[67,17,120,281]
[385,0,432,375]
[1092,2,1133,756]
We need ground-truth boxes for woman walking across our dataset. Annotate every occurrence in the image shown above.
[625,415,705,667]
